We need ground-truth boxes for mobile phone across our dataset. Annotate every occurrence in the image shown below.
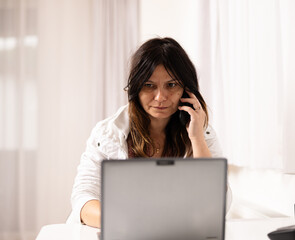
[179,91,194,126]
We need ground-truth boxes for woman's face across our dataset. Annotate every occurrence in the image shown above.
[139,65,184,121]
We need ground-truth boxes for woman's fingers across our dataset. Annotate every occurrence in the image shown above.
[180,93,202,111]
[178,105,196,115]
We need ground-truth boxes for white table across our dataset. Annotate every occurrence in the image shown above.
[37,217,295,240]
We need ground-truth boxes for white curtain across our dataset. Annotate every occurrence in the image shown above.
[0,0,139,239]
[0,0,39,239]
[94,0,139,119]
[197,0,295,171]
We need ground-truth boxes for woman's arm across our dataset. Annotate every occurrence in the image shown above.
[190,137,212,158]
[69,123,104,226]
[81,200,101,228]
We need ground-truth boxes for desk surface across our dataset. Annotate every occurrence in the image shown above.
[37,217,295,240]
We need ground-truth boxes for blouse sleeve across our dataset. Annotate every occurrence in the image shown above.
[204,125,223,158]
[67,125,104,225]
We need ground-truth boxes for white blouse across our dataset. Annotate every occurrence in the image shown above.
[67,104,231,224]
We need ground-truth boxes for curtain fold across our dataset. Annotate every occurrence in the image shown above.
[36,0,139,232]
[204,0,295,171]
[1,0,139,239]
[94,0,139,120]
[281,0,295,173]
[0,0,38,239]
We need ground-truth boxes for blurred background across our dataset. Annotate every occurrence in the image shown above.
[1,0,295,239]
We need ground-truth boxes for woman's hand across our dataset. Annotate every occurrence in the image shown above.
[178,91,211,157]
[81,199,101,228]
[178,91,206,140]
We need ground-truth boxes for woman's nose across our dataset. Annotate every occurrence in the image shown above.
[154,88,167,102]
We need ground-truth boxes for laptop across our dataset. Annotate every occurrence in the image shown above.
[101,158,227,240]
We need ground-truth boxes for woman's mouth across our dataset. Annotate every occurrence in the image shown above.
[153,106,168,110]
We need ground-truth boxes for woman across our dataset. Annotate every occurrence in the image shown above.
[67,37,228,228]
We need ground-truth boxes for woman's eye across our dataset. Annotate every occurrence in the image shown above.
[168,82,177,88]
[144,83,154,88]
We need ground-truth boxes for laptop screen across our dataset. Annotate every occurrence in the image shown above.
[101,158,227,240]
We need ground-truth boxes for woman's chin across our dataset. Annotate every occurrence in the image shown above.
[148,112,173,121]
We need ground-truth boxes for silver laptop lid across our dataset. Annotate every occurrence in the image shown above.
[101,158,227,240]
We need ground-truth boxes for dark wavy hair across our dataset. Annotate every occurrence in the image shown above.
[125,37,208,157]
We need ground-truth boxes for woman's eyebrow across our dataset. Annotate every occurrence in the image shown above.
[146,79,177,82]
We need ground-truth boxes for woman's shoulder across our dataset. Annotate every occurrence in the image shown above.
[91,104,129,140]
